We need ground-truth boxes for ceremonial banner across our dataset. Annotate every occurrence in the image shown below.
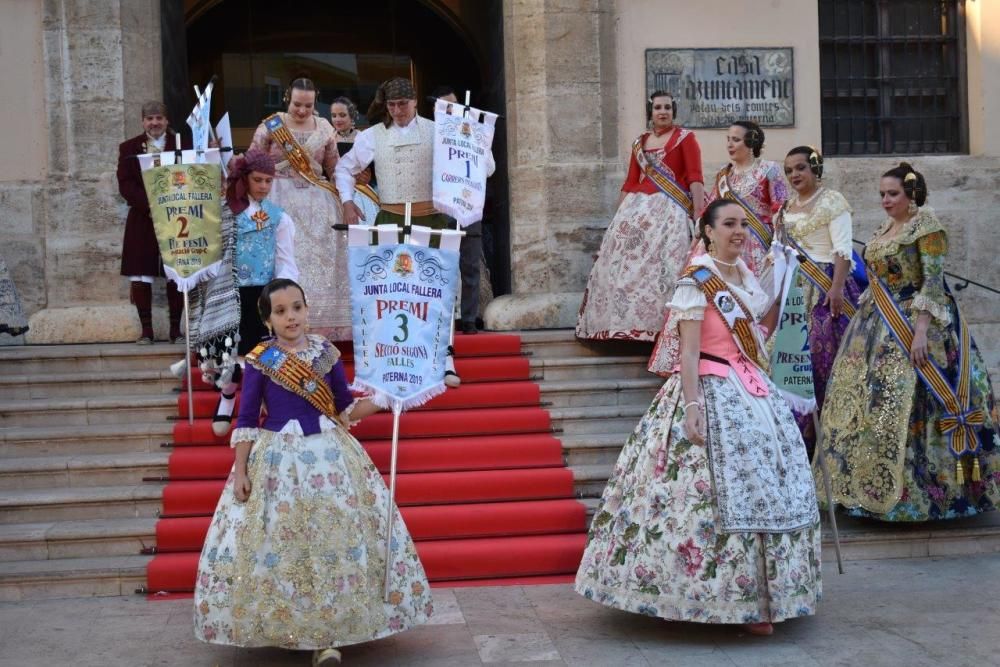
[141,162,224,291]
[432,99,497,227]
[769,256,817,415]
[348,228,461,410]
[187,80,214,156]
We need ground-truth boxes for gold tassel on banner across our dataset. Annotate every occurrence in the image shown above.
[972,457,982,482]
[956,459,965,486]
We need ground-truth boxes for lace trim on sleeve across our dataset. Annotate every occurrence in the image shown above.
[339,398,362,429]
[230,427,260,448]
[912,294,952,327]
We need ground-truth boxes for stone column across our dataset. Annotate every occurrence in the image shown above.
[486,0,621,330]
[14,0,164,343]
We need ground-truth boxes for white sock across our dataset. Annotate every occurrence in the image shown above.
[217,382,238,418]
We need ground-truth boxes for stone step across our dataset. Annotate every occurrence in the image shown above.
[560,434,626,467]
[0,555,150,601]
[518,330,654,360]
[0,453,169,490]
[0,422,174,458]
[0,485,165,524]
[529,356,651,382]
[0,342,186,376]
[0,369,180,400]
[0,395,176,428]
[0,518,156,562]
[571,463,615,498]
[539,378,659,409]
[549,405,645,437]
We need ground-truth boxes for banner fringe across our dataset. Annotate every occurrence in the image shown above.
[164,260,223,293]
[350,379,448,413]
[776,388,817,416]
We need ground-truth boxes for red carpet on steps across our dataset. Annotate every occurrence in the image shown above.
[147,333,590,593]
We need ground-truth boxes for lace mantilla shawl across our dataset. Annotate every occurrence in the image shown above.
[785,189,851,243]
[865,207,945,261]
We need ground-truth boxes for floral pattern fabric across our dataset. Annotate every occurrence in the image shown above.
[576,177,693,341]
[817,208,1000,520]
[706,159,788,277]
[575,372,822,624]
[251,116,351,340]
[194,418,432,647]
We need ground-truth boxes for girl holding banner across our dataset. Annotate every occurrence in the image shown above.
[772,146,863,450]
[576,91,704,341]
[576,200,820,636]
[704,121,788,277]
[818,164,1000,522]
[251,78,352,340]
[194,279,432,663]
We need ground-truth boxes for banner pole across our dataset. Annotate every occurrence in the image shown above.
[183,289,194,426]
[383,403,403,601]
[812,412,844,574]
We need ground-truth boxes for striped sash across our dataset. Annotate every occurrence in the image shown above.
[246,341,339,421]
[784,234,857,320]
[263,114,341,200]
[717,167,772,250]
[868,274,983,469]
[684,266,769,372]
[632,136,693,217]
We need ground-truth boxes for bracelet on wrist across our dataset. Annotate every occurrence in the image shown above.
[683,400,702,412]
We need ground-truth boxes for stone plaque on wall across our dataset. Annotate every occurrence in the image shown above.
[646,48,794,128]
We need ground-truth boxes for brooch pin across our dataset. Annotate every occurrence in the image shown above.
[717,295,735,313]
[251,209,270,231]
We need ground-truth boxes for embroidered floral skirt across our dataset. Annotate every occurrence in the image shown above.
[575,374,822,624]
[792,263,863,453]
[194,419,432,648]
[270,177,352,340]
[576,192,692,341]
[817,292,1000,521]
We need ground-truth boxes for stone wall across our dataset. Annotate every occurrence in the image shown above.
[0,0,162,344]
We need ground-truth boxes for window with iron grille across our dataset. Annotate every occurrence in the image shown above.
[819,0,967,155]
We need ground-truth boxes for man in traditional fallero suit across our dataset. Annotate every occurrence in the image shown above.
[117,100,188,343]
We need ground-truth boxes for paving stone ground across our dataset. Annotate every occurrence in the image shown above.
[0,554,996,666]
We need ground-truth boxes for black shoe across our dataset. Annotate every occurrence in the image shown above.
[460,321,478,335]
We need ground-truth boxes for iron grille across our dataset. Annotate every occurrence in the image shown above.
[819,0,966,155]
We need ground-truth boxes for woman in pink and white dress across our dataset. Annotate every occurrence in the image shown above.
[576,200,820,637]
[576,91,704,341]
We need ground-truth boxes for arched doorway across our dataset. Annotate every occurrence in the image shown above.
[162,0,510,296]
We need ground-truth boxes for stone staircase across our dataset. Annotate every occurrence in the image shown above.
[2,332,999,600]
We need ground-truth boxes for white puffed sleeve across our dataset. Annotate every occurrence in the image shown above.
[665,279,707,320]
[829,210,855,268]
[274,212,299,281]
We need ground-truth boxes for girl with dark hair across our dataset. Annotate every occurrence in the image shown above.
[818,163,1000,521]
[773,145,863,451]
[576,90,705,340]
[704,120,788,277]
[251,77,352,340]
[577,200,821,636]
[194,279,432,664]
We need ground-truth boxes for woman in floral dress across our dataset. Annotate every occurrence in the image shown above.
[251,78,351,340]
[576,200,821,636]
[818,163,1000,521]
[576,91,704,341]
[194,279,432,664]
[704,120,788,277]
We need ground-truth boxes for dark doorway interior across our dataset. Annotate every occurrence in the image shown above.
[162,0,510,296]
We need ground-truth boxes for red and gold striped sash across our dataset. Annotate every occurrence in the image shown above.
[718,167,772,250]
[785,235,857,319]
[683,265,769,372]
[631,137,693,216]
[246,341,339,421]
[263,114,341,201]
[868,274,983,477]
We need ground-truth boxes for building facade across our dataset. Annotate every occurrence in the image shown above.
[1,0,998,370]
